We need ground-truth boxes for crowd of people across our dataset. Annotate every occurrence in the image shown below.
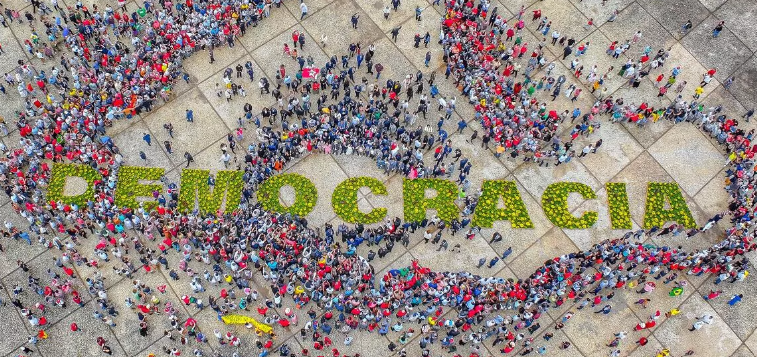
[0,0,753,356]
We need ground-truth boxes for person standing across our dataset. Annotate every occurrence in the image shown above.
[142,133,152,145]
[186,109,194,122]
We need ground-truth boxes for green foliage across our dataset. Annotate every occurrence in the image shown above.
[606,182,633,229]
[332,177,388,224]
[114,166,165,210]
[47,163,101,207]
[643,182,696,229]
[472,180,533,228]
[257,173,317,217]
[541,182,598,229]
[178,169,244,214]
[403,178,459,223]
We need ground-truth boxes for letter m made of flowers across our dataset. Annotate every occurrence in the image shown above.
[178,169,244,215]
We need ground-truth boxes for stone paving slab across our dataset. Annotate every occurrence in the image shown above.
[698,251,757,341]
[302,0,386,57]
[0,287,32,356]
[37,304,129,357]
[639,0,710,41]
[509,228,579,280]
[652,295,742,356]
[238,7,299,53]
[714,0,757,52]
[647,123,725,196]
[725,54,757,113]
[598,2,677,53]
[733,345,757,357]
[143,88,231,167]
[578,123,644,185]
[680,14,752,82]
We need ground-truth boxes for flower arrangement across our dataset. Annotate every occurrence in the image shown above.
[178,169,244,214]
[403,178,459,223]
[643,182,696,229]
[257,173,318,217]
[47,163,101,207]
[541,182,598,229]
[606,182,632,229]
[114,166,165,210]
[472,180,533,228]
[331,177,388,224]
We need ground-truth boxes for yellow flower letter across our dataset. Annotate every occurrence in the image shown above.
[472,180,533,228]
[541,182,598,229]
[178,169,244,214]
[257,173,318,217]
[332,177,387,224]
[643,182,696,229]
[114,166,165,210]
[403,178,459,223]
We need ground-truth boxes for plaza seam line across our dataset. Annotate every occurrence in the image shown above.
[739,328,757,356]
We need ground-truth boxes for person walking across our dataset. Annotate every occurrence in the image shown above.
[390,26,401,42]
[728,294,743,306]
[351,13,359,29]
[186,109,194,122]
[713,21,724,37]
[681,20,692,35]
[184,152,195,167]
[300,1,308,19]
[688,315,713,331]
[143,133,152,145]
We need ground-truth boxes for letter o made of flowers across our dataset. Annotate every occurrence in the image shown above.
[257,173,317,217]
[332,177,388,224]
[541,182,598,229]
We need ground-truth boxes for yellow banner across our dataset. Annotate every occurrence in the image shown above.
[221,315,274,334]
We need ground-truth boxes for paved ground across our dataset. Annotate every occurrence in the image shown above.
[0,0,756,356]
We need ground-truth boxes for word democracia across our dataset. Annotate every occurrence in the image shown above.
[48,163,698,230]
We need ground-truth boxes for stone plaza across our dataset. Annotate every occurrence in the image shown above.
[0,0,756,355]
